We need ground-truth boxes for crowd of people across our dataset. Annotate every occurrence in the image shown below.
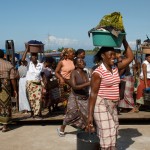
[1,37,150,149]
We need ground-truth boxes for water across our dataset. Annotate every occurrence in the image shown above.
[85,53,145,69]
[85,54,95,68]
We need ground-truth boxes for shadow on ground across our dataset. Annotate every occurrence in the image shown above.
[117,128,142,150]
[0,124,22,133]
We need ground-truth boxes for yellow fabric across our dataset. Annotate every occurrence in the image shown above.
[97,12,125,31]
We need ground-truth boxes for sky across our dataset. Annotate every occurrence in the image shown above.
[0,0,150,51]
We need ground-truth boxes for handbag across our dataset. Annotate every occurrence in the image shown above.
[119,80,126,100]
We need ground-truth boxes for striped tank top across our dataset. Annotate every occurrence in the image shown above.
[93,63,120,100]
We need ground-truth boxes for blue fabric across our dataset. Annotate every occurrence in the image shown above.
[28,40,43,44]
[144,87,150,92]
[120,74,125,79]
[1,49,6,54]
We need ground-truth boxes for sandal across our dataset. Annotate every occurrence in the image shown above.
[57,128,65,137]
[33,116,43,120]
[129,107,139,113]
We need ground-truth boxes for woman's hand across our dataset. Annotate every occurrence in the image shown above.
[118,38,134,70]
[123,34,126,40]
[145,86,149,90]
[59,78,65,85]
[13,90,18,99]
[86,115,95,133]
[25,43,30,52]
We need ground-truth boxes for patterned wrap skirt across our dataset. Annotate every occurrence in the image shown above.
[26,80,42,116]
[118,76,135,108]
[136,79,150,105]
[94,96,119,149]
[59,83,71,102]
[0,79,12,124]
[63,92,88,129]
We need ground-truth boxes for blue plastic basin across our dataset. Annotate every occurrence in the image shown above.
[92,30,126,47]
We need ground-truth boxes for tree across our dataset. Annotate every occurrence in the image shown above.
[93,47,99,52]
[57,47,64,52]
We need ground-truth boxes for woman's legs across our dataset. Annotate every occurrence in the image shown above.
[94,97,119,149]
[60,125,66,132]
[26,81,42,118]
[57,125,66,137]
[130,79,145,113]
[130,104,140,113]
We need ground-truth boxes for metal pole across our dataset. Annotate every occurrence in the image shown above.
[136,39,141,63]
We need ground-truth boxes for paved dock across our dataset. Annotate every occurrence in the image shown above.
[0,124,150,150]
[1,108,150,150]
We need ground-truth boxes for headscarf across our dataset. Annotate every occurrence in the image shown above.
[61,48,74,59]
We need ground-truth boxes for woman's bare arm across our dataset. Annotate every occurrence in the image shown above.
[142,63,148,88]
[87,72,101,130]
[55,61,64,84]
[22,44,29,61]
[117,39,134,70]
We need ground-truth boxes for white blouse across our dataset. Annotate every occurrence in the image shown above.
[140,60,150,79]
[26,61,43,81]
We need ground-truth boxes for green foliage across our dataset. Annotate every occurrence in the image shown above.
[93,47,99,52]
[57,47,64,52]
[16,47,136,56]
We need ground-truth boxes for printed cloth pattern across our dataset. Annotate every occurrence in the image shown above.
[63,92,88,129]
[0,79,12,124]
[26,80,42,115]
[94,96,119,149]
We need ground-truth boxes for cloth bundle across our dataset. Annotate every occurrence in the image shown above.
[88,12,125,37]
[27,40,43,45]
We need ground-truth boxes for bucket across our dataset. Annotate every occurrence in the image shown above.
[77,132,100,150]
[92,30,126,47]
[143,90,150,106]
[25,43,44,53]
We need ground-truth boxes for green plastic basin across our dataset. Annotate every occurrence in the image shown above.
[92,30,126,47]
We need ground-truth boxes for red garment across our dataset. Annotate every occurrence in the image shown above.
[136,79,150,104]
[118,76,135,108]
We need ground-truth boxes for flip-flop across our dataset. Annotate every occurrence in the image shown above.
[57,128,65,137]
[33,116,43,120]
[129,107,139,113]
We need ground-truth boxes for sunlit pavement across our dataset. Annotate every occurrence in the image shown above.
[0,124,149,150]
